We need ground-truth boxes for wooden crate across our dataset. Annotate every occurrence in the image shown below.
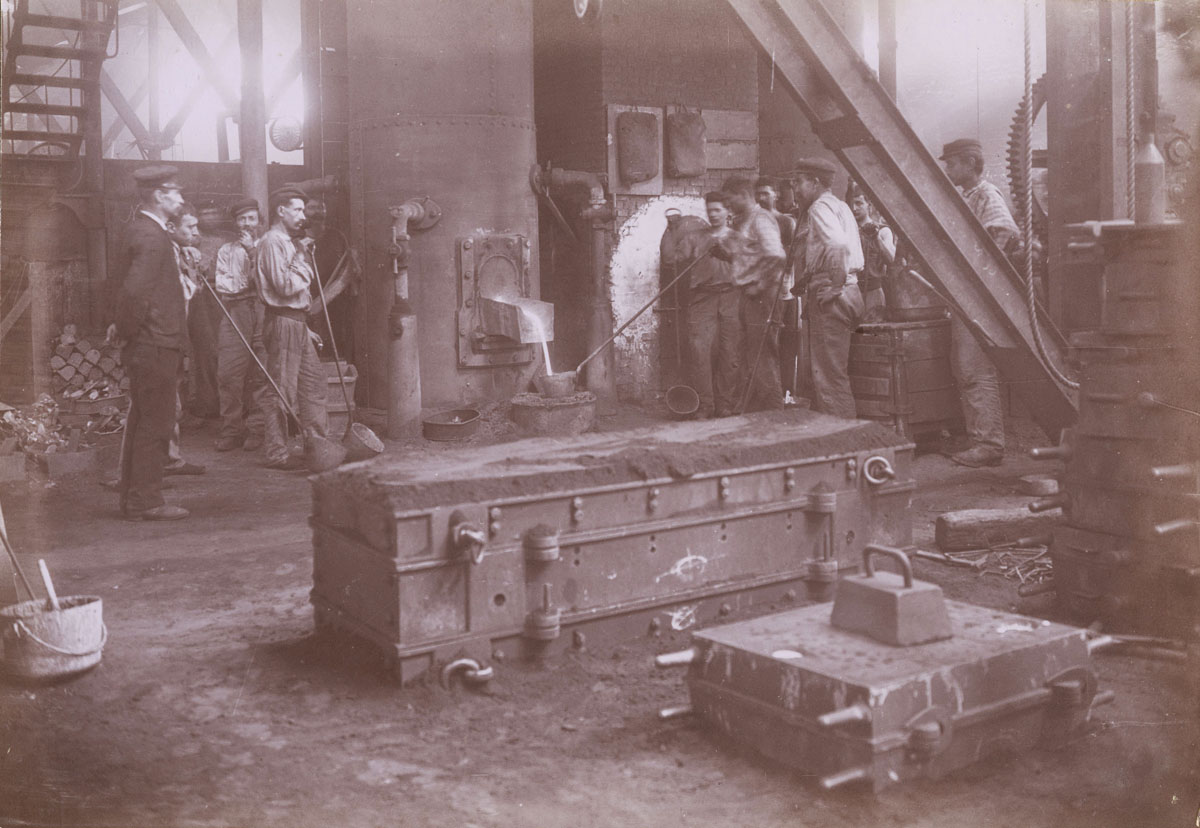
[849,318,962,440]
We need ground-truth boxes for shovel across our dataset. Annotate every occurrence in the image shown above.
[200,278,350,472]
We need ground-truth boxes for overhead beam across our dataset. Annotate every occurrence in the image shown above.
[99,69,157,152]
[153,0,240,113]
[725,0,1077,436]
[266,46,302,116]
[102,79,148,154]
[161,30,239,144]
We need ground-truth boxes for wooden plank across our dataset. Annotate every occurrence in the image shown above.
[935,508,1060,552]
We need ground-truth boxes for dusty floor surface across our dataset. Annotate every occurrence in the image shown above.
[1,407,1197,828]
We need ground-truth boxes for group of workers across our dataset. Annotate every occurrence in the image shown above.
[107,136,1019,521]
[668,138,1021,470]
[109,165,330,521]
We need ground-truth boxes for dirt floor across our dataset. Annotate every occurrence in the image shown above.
[0,406,1197,828]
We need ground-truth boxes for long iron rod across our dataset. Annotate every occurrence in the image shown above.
[312,244,353,435]
[575,251,709,375]
[199,277,301,424]
[0,524,38,602]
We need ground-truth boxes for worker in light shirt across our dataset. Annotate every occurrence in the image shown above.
[790,157,864,421]
[214,198,268,453]
[255,187,329,470]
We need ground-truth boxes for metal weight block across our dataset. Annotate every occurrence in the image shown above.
[829,545,952,646]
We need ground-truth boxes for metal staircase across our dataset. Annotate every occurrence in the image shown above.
[727,0,1078,438]
[2,0,118,157]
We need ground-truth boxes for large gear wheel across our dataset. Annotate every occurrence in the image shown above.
[1006,73,1049,237]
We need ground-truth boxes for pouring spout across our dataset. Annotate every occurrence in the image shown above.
[478,296,555,345]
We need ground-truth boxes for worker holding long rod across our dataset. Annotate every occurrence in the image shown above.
[213,197,269,453]
[255,187,331,471]
[720,176,787,413]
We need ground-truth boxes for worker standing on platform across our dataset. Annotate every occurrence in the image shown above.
[756,177,801,394]
[673,192,741,418]
[939,138,1014,467]
[848,182,895,323]
[214,198,267,453]
[791,158,864,421]
[110,165,190,521]
[722,176,787,412]
[256,187,329,470]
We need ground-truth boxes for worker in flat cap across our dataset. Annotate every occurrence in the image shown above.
[109,164,190,520]
[214,197,268,452]
[790,157,865,420]
[939,138,1018,467]
[255,186,329,470]
[721,175,787,412]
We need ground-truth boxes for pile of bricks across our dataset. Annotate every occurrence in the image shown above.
[49,333,128,400]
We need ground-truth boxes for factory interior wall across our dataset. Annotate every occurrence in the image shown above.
[534,0,761,401]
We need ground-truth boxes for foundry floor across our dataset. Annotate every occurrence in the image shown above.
[0,407,1196,828]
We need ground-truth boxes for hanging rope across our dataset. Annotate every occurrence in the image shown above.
[1023,0,1079,390]
[1125,0,1136,219]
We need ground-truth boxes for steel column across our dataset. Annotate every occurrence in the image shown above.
[725,0,1077,438]
[237,0,268,218]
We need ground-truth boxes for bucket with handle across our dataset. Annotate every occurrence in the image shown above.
[1,595,106,681]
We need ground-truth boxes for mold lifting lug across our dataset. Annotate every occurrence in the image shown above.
[449,509,487,564]
[439,658,495,689]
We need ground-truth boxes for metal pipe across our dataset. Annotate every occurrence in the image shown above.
[654,648,698,668]
[237,0,269,218]
[817,703,871,727]
[657,704,693,720]
[820,765,869,790]
[386,200,430,438]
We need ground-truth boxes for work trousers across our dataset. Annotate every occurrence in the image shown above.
[262,311,328,464]
[120,343,181,513]
[949,316,1005,451]
[739,291,785,413]
[807,284,864,420]
[217,296,267,442]
[685,288,741,417]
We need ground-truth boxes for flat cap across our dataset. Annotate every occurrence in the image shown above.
[132,164,181,189]
[269,185,307,206]
[939,138,983,160]
[790,157,838,177]
[228,197,260,218]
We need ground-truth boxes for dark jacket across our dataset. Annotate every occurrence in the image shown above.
[111,213,186,349]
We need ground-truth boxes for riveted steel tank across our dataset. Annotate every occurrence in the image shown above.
[346,0,540,411]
